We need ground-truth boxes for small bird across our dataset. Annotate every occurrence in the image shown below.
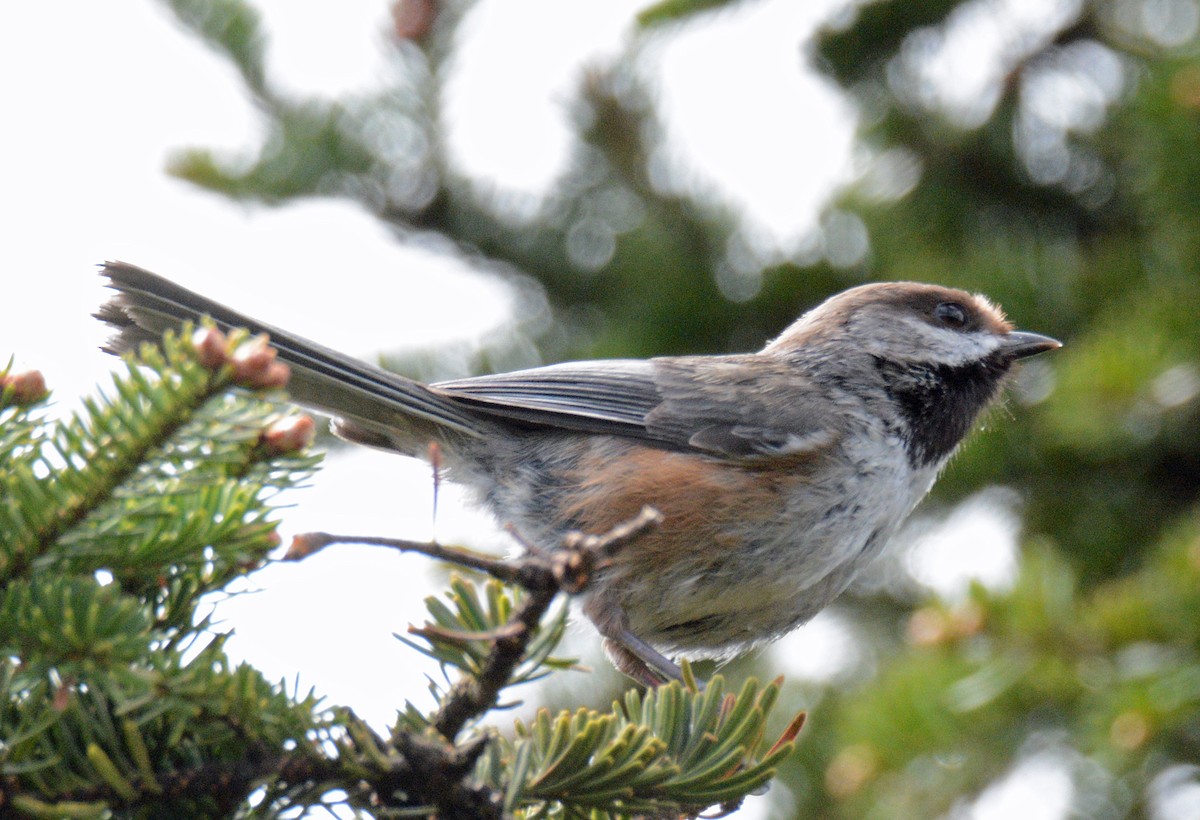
[98,262,1060,685]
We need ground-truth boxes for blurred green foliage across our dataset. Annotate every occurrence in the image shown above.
[160,0,1200,816]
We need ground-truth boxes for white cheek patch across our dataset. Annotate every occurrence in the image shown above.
[851,305,1007,366]
[897,317,1001,366]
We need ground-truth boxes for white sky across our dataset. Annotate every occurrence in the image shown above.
[0,2,1043,817]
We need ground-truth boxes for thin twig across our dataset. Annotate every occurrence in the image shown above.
[427,577,557,742]
[291,507,664,813]
[285,532,524,584]
[288,507,664,596]
[429,507,662,741]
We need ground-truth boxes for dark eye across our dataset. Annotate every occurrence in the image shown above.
[934,302,968,328]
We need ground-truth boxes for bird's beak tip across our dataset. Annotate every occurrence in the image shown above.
[1003,330,1062,359]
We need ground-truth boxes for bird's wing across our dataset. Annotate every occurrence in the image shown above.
[434,360,662,434]
[435,356,842,459]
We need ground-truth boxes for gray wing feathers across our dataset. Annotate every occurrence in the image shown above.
[647,357,840,458]
[438,357,840,459]
[99,263,840,459]
[434,361,660,431]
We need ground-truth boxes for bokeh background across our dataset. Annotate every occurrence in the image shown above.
[4,0,1200,816]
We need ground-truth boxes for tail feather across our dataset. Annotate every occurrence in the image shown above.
[97,261,486,446]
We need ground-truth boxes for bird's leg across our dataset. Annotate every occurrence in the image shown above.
[600,630,683,687]
[584,589,684,686]
[601,639,669,687]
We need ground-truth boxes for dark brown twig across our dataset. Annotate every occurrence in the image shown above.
[285,531,525,583]
[287,507,664,813]
[291,509,664,741]
[388,732,503,819]
[431,506,663,740]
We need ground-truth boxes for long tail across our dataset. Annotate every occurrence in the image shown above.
[96,261,487,450]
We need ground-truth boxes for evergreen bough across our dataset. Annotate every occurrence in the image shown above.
[0,330,800,818]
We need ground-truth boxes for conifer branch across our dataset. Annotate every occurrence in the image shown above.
[2,331,800,818]
[289,507,664,743]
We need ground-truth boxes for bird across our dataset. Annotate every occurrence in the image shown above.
[97,261,1060,686]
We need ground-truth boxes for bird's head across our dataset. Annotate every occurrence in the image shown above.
[766,281,1060,369]
[765,281,1061,466]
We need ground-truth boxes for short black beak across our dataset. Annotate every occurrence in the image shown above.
[1000,330,1062,359]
